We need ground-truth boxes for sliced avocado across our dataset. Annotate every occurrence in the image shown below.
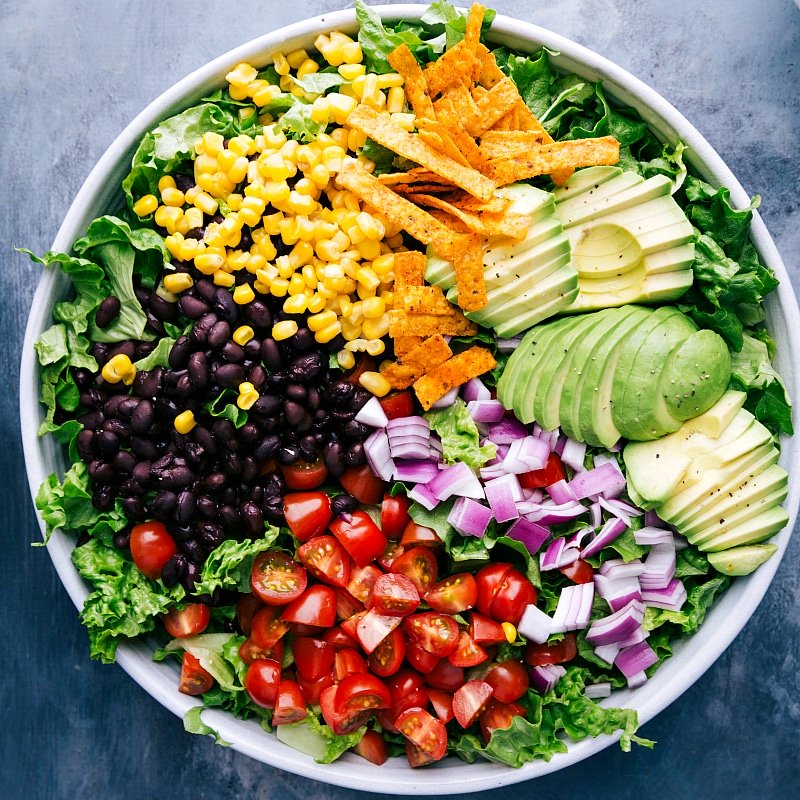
[496,326,540,410]
[563,267,693,312]
[692,417,772,471]
[554,172,653,227]
[700,505,789,552]
[707,544,779,576]
[494,284,581,339]
[642,269,694,303]
[552,166,622,202]
[661,329,731,421]
[645,243,696,275]
[484,216,563,267]
[495,183,554,216]
[623,440,692,506]
[681,390,747,439]
[425,249,458,289]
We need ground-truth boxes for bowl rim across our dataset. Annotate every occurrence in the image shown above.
[19,4,800,793]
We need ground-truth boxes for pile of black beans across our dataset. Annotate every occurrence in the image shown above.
[69,275,374,594]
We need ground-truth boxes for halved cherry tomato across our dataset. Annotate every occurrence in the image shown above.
[452,679,494,728]
[524,632,578,666]
[335,673,391,713]
[519,453,566,489]
[425,573,478,614]
[251,551,307,606]
[298,535,351,588]
[469,611,507,644]
[339,611,366,641]
[377,540,405,571]
[344,356,376,386]
[347,563,382,605]
[272,679,308,725]
[293,637,335,681]
[405,641,440,674]
[425,659,465,693]
[386,668,427,706]
[395,707,447,761]
[371,573,420,617]
[368,627,406,677]
[331,510,387,567]
[448,630,489,668]
[559,558,595,584]
[283,492,332,542]
[334,587,364,621]
[322,625,359,649]
[297,669,334,705]
[380,493,412,539]
[333,647,368,681]
[476,563,537,625]
[405,740,435,768]
[179,652,213,696]
[281,585,336,627]
[250,606,290,649]
[320,684,374,735]
[339,464,386,505]
[479,700,526,744]
[353,729,389,765]
[238,637,284,666]
[281,460,328,490]
[390,547,438,596]
[379,391,414,421]
[484,659,529,703]
[245,658,282,709]
[130,521,177,580]
[356,609,403,654]
[404,612,460,657]
[426,688,454,724]
[400,521,442,549]
[162,603,210,638]
[236,593,264,635]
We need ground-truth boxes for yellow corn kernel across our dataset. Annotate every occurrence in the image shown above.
[195,173,217,194]
[227,193,244,213]
[217,148,238,173]
[270,277,290,297]
[201,131,225,157]
[162,272,194,293]
[306,292,326,313]
[300,264,318,289]
[334,349,354,370]
[356,237,382,261]
[272,320,298,341]
[351,73,367,99]
[296,58,319,79]
[305,311,335,333]
[361,296,386,319]
[310,97,332,124]
[273,52,290,75]
[227,155,249,184]
[338,63,365,80]
[371,253,395,278]
[282,294,308,315]
[285,48,308,69]
[213,270,234,287]
[365,339,385,356]
[356,211,385,241]
[501,622,517,644]
[341,320,361,341]
[376,72,404,89]
[355,267,380,292]
[292,216,315,242]
[314,240,341,263]
[361,314,390,340]
[341,41,363,65]
[294,177,319,198]
[280,139,300,161]
[314,320,343,344]
[230,283,253,305]
[193,191,218,216]
[183,207,203,231]
[307,163,331,190]
[133,194,158,217]
[262,212,284,236]
[358,371,391,397]
[253,280,269,294]
[173,410,197,435]
[321,42,345,67]
[158,175,177,193]
[229,83,250,101]
[101,354,136,385]
[314,33,331,53]
[179,239,202,262]
[229,135,255,157]
[327,93,357,125]
[260,152,295,182]
[226,62,258,87]
[252,83,283,107]
[278,218,299,246]
[261,181,290,206]
[344,338,366,352]
[286,191,318,215]
[390,112,416,131]
[386,86,406,114]
[236,382,260,410]
[287,274,307,296]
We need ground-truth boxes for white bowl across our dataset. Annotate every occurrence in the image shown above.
[19,4,800,794]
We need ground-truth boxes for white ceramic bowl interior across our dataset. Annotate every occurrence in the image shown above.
[19,5,800,794]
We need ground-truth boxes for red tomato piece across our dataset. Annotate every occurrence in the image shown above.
[371,573,420,617]
[469,611,508,644]
[130,521,177,580]
[333,587,364,621]
[322,625,359,649]
[425,573,478,614]
[320,685,375,736]
[339,611,366,641]
[400,521,442,549]
[333,647,368,681]
[356,609,403,654]
[395,707,447,761]
[524,632,578,667]
[426,688,454,724]
[251,551,307,606]
[386,668,426,704]
[238,637,284,666]
[298,535,351,588]
[448,630,489,668]
[485,659,529,703]
[236,593,264,635]
[178,652,213,696]
[331,511,388,567]
[353,729,389,765]
[293,637,335,681]
[479,700,526,744]
[272,679,308,725]
[368,627,406,677]
[377,540,404,571]
[245,658,282,709]
[405,641,441,674]
[425,659,465,693]
[519,453,566,489]
[334,673,391,713]
[476,563,537,625]
[162,603,210,639]
[380,493,412,540]
[559,558,595,584]
[297,669,334,705]
[344,356,376,386]
[405,740,435,768]
[390,547,438,596]
[283,492,333,542]
[281,460,328,490]
[347,563,382,605]
[339,464,386,505]
[379,391,414,420]
[404,612,460,658]
[281,585,336,627]
[452,680,494,729]
[250,606,290,650]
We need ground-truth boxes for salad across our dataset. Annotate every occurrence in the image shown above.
[29,0,793,771]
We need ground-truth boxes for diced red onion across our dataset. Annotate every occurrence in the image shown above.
[616,627,649,648]
[625,670,648,689]
[597,497,631,527]
[517,603,554,643]
[641,578,687,610]
[580,517,628,559]
[584,682,612,699]
[390,442,433,461]
[644,510,664,527]
[532,424,560,450]
[462,378,491,402]
[494,335,523,353]
[505,517,550,555]
[521,488,544,503]
[614,640,658,679]
[486,416,528,444]
[354,396,389,428]
[447,496,493,538]
[427,462,485,501]
[540,537,579,571]
[599,558,645,580]
[639,542,676,590]
[364,430,395,482]
[560,438,587,472]
[528,664,566,693]
[467,400,506,423]
[407,484,439,511]
[430,387,459,409]
[633,526,675,546]
[593,574,642,612]
[551,583,595,632]
[590,501,602,529]
[601,497,642,517]
[484,474,521,523]
[585,600,646,646]
[522,501,587,526]
[593,642,621,666]
[567,462,627,501]
[479,464,509,481]
[392,460,440,484]
[547,479,578,504]
[503,436,549,473]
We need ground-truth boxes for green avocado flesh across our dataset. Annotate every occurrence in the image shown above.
[622,391,788,559]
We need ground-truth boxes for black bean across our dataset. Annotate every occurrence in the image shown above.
[208,320,231,349]
[130,436,158,460]
[214,287,238,322]
[346,442,366,467]
[133,368,163,399]
[260,338,282,370]
[296,411,313,433]
[135,342,156,360]
[152,490,178,518]
[161,466,193,488]
[132,461,152,485]
[283,400,305,427]
[112,529,131,551]
[80,387,104,409]
[149,293,178,322]
[254,435,280,460]
[168,336,192,370]
[92,486,115,510]
[113,450,136,474]
[145,310,165,336]
[76,429,95,461]
[94,296,121,328]
[326,380,354,405]
[192,278,215,303]
[247,365,267,390]
[289,353,323,382]
[190,313,217,346]
[161,554,186,588]
[241,455,258,482]
[286,384,307,403]
[118,397,140,418]
[306,387,321,411]
[291,327,315,354]
[154,397,179,419]
[175,373,194,397]
[78,410,105,430]
[332,409,355,423]
[240,502,263,537]
[204,472,227,491]
[266,370,288,389]
[197,496,218,520]
[299,436,318,462]
[252,394,281,415]
[187,351,209,388]
[181,560,202,592]
[218,504,240,532]
[193,426,218,456]
[168,523,194,542]
[179,538,206,562]
[215,363,245,388]
[109,341,136,361]
[239,423,259,445]
[135,287,151,307]
[331,493,358,516]
[221,341,244,363]
[350,388,371,411]
[119,477,143,496]
[244,339,262,360]
[263,495,285,525]
[343,420,370,440]
[103,395,126,417]
[211,419,235,444]
[183,442,206,465]
[178,295,211,319]
[176,490,197,525]
[122,496,145,520]
[90,343,109,365]
[278,444,300,465]
[197,522,225,548]
[323,440,346,477]
[222,450,242,475]
[92,461,117,483]
[244,300,271,329]
[72,368,95,391]
[130,399,154,434]
[103,418,131,439]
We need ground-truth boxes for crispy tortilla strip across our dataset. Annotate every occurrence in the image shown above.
[423,40,476,97]
[403,334,453,371]
[437,84,482,134]
[426,208,473,234]
[347,105,496,201]
[485,136,620,185]
[467,78,523,136]
[476,43,505,88]
[336,161,461,258]
[438,191,508,213]
[388,44,436,120]
[512,102,573,185]
[401,286,457,316]
[413,346,497,410]
[407,192,488,233]
[394,182,456,195]
[452,232,487,311]
[408,193,528,240]
[377,168,446,185]
[393,250,426,289]
[464,3,486,51]
[418,128,472,168]
[480,129,548,160]
[393,335,425,359]
[389,309,477,338]
[431,98,485,170]
[381,362,420,390]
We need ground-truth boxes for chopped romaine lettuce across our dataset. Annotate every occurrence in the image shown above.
[425,398,496,467]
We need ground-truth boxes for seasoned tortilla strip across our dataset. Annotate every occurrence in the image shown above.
[512,101,573,185]
[413,346,497,410]
[393,335,425,359]
[407,193,529,240]
[393,183,457,195]
[380,361,421,390]
[422,40,476,97]
[432,97,485,170]
[438,192,508,213]
[466,78,523,136]
[485,136,620,185]
[388,309,478,337]
[401,286,457,316]
[402,334,453,370]
[336,161,461,258]
[417,129,472,168]
[393,250,426,289]
[464,3,486,52]
[479,129,548,160]
[377,168,446,185]
[452,232,487,312]
[346,105,496,200]
[388,44,436,119]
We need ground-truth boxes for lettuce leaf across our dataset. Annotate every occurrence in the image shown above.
[425,398,495,467]
[165,633,241,692]
[643,575,730,635]
[183,706,231,746]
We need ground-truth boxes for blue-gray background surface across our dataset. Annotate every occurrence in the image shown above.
[1,1,798,798]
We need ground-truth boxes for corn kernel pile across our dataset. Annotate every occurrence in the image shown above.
[132,30,418,372]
